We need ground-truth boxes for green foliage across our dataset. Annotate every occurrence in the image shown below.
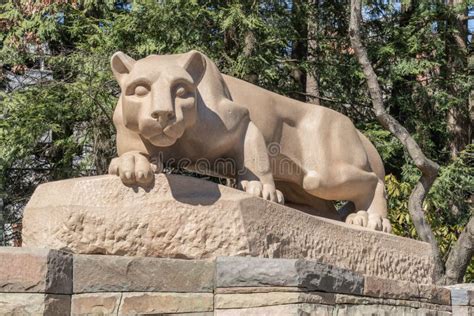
[362,123,405,174]
[0,0,472,280]
[385,145,474,282]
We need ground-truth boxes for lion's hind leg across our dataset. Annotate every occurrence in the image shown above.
[302,165,391,232]
[346,179,391,233]
[277,181,339,220]
[345,132,392,233]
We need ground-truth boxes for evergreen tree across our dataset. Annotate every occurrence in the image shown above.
[0,0,472,281]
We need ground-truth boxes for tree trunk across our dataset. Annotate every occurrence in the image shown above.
[290,0,307,101]
[306,0,320,105]
[0,198,4,246]
[441,216,474,285]
[446,0,470,158]
[243,30,258,84]
[349,0,444,281]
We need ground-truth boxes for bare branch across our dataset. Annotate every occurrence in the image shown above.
[349,0,444,281]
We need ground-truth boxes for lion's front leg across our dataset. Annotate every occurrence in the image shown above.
[108,151,163,186]
[236,122,284,204]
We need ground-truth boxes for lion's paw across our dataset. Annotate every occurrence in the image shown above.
[108,151,162,186]
[346,210,392,233]
[239,180,284,204]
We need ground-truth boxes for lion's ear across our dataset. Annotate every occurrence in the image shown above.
[182,50,206,85]
[111,51,136,84]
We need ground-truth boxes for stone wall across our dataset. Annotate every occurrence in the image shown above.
[1,247,472,315]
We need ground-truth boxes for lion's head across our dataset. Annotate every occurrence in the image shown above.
[111,50,206,147]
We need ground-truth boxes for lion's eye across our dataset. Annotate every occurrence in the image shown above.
[134,85,149,96]
[175,86,186,98]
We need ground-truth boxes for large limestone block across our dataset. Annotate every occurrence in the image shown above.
[73,254,214,293]
[0,293,70,316]
[215,303,450,316]
[71,293,121,315]
[23,174,434,283]
[363,276,419,301]
[215,257,364,295]
[334,304,451,316]
[364,276,451,305]
[72,292,213,315]
[215,304,334,316]
[119,292,213,314]
[0,247,72,294]
[215,292,335,309]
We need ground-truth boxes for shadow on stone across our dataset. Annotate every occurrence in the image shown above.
[164,174,222,206]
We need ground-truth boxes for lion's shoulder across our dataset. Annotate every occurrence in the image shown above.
[195,55,250,132]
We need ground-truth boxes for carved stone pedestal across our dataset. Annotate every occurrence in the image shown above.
[23,174,434,284]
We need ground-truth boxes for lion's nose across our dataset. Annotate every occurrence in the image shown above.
[151,110,174,122]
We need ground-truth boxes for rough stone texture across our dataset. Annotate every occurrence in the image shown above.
[215,304,334,316]
[216,287,304,294]
[215,257,364,295]
[335,304,451,316]
[22,175,435,284]
[73,254,214,293]
[364,276,419,300]
[1,248,468,315]
[418,284,451,306]
[216,303,451,316]
[72,293,121,314]
[0,247,72,294]
[119,292,213,314]
[72,292,214,315]
[0,293,70,315]
[215,292,335,309]
[336,293,417,307]
[335,294,452,312]
[419,302,453,313]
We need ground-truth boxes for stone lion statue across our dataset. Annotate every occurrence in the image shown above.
[109,50,391,233]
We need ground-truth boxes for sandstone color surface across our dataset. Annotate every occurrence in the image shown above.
[23,174,434,283]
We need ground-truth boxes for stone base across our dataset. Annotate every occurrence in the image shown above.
[23,174,434,284]
[0,293,70,315]
[1,247,471,315]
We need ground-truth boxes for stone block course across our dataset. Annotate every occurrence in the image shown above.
[71,292,121,314]
[335,304,451,316]
[72,292,214,315]
[0,293,70,315]
[215,291,335,309]
[215,257,364,295]
[215,303,450,316]
[0,247,72,294]
[364,276,451,306]
[335,293,421,308]
[364,276,419,300]
[73,254,214,293]
[418,284,451,306]
[215,304,335,315]
[119,292,214,314]
[3,247,472,315]
[215,286,303,294]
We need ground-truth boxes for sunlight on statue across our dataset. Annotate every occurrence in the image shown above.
[109,50,391,233]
